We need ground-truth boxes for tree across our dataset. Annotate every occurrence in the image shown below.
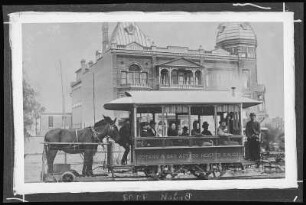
[23,79,45,137]
[263,124,284,151]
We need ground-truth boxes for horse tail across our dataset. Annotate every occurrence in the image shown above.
[43,143,49,156]
[43,131,50,155]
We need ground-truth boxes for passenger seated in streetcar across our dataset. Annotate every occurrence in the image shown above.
[217,120,232,137]
[172,126,188,146]
[201,121,212,135]
[140,122,150,137]
[226,112,240,134]
[167,123,178,136]
[147,120,157,136]
[180,126,189,136]
[191,120,201,135]
[156,121,165,137]
[217,120,238,145]
[177,124,182,136]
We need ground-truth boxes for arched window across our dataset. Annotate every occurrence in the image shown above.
[178,71,184,85]
[140,72,148,85]
[171,70,178,84]
[161,69,169,85]
[195,70,202,85]
[124,63,146,85]
[129,64,141,72]
[185,71,193,85]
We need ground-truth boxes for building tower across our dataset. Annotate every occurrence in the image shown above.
[216,22,267,121]
[216,22,258,88]
[102,22,109,53]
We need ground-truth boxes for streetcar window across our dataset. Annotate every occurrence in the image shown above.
[216,105,241,135]
[163,105,189,137]
[190,105,215,136]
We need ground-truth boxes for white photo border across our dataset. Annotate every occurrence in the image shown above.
[10,11,297,194]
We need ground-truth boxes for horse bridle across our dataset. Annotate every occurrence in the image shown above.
[90,123,116,142]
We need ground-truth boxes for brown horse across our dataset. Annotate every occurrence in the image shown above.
[44,115,120,176]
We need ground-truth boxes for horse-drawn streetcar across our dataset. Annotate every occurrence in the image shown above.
[42,90,263,182]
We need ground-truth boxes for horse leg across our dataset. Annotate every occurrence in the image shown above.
[121,145,130,165]
[83,150,94,177]
[82,160,87,177]
[85,150,94,176]
[46,148,58,174]
[82,152,88,176]
[87,152,94,176]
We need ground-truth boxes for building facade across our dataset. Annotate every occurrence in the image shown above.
[39,113,72,135]
[70,22,267,128]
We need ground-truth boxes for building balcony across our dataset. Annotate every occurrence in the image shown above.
[70,79,81,88]
[159,83,204,90]
[119,83,152,90]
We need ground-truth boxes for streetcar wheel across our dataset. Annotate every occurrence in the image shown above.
[198,172,209,180]
[144,167,158,179]
[61,171,76,182]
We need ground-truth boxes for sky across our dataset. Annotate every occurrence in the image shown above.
[22,22,284,118]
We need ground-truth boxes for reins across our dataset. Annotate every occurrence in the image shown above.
[90,122,114,142]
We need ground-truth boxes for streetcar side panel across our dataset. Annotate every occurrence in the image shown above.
[134,146,244,166]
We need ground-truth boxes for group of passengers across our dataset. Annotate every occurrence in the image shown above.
[123,117,236,140]
[139,120,216,137]
[137,118,240,146]
[120,112,261,161]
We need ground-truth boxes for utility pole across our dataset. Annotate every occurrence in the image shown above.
[59,60,67,164]
[59,60,66,129]
[93,72,96,124]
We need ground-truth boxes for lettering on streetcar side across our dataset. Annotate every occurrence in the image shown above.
[137,152,241,162]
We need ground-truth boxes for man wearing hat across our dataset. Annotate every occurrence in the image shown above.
[119,118,131,143]
[140,122,150,137]
[147,120,157,136]
[245,113,261,163]
[180,126,189,136]
[201,121,212,135]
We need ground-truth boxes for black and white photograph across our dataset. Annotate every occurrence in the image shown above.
[7,9,299,197]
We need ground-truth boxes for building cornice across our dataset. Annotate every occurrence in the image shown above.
[111,49,239,62]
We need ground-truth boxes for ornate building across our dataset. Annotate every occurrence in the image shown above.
[70,22,266,128]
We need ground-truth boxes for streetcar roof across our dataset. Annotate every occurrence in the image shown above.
[104,90,262,111]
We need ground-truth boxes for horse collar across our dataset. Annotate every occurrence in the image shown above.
[90,127,102,142]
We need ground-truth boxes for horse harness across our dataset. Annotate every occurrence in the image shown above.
[67,127,102,151]
[90,126,103,142]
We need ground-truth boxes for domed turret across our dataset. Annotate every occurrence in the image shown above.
[216,22,257,58]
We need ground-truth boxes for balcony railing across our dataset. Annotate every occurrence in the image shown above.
[120,83,151,89]
[159,83,204,89]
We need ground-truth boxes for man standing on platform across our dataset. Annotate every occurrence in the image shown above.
[245,113,261,165]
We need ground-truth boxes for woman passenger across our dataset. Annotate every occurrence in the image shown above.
[167,123,178,136]
[191,120,201,135]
